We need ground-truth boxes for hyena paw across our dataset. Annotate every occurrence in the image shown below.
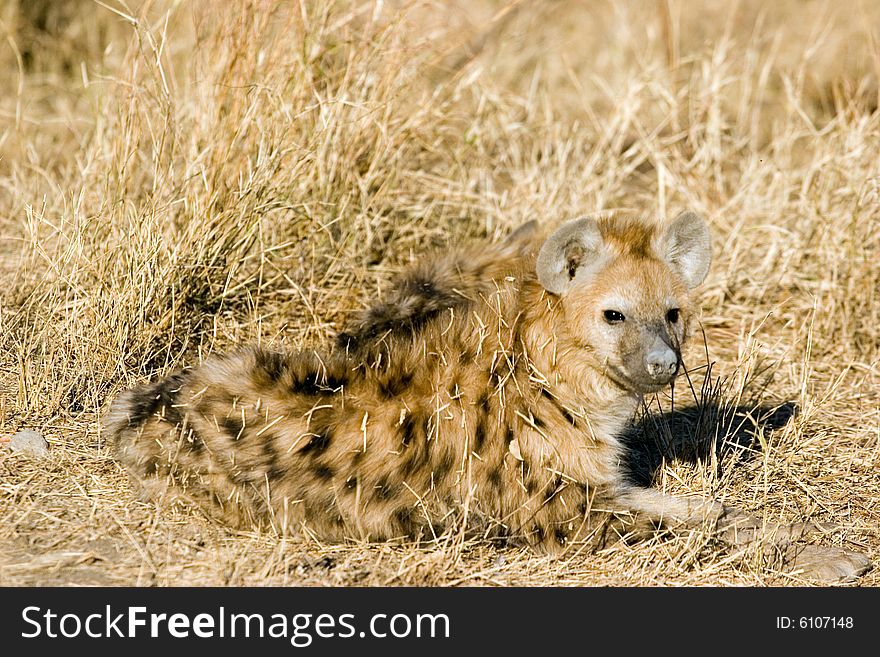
[786,545,872,584]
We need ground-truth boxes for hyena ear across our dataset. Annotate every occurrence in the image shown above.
[660,210,712,289]
[501,220,540,255]
[504,220,539,245]
[536,217,606,295]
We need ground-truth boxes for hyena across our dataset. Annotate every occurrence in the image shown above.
[106,210,871,582]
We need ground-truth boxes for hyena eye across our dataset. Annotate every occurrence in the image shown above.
[603,310,625,324]
[666,308,680,323]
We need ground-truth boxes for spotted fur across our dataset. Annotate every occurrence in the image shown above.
[103,213,873,580]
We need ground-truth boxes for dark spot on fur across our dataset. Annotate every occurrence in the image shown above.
[313,463,335,481]
[488,368,501,388]
[124,392,159,427]
[325,372,348,389]
[267,465,286,481]
[143,456,159,476]
[393,506,415,530]
[488,527,510,547]
[474,396,489,454]
[577,484,590,515]
[526,478,538,494]
[261,438,279,481]
[541,388,577,426]
[291,371,323,396]
[125,371,188,428]
[379,371,414,399]
[401,412,432,461]
[473,422,486,454]
[400,414,417,447]
[488,464,504,489]
[434,450,455,482]
[532,525,545,543]
[554,529,568,546]
[220,415,244,441]
[405,276,438,297]
[544,476,565,504]
[160,404,183,428]
[185,432,205,454]
[300,431,333,456]
[374,477,400,501]
[336,331,357,352]
[288,355,348,396]
[400,414,432,477]
[401,445,431,478]
[446,379,460,398]
[400,453,417,477]
[253,350,287,384]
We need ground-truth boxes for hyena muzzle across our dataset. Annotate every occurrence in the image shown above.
[105,210,871,583]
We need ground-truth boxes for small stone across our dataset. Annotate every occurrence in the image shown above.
[8,430,49,457]
[494,555,506,567]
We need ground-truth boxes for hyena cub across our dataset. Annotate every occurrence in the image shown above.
[107,210,870,582]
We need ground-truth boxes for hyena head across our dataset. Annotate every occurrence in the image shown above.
[536,210,712,393]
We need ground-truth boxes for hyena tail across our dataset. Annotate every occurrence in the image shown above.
[103,371,190,498]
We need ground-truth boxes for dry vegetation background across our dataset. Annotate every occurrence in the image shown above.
[0,0,878,586]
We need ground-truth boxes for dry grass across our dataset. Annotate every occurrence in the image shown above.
[0,0,877,586]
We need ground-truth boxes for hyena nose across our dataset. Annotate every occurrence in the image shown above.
[646,347,678,380]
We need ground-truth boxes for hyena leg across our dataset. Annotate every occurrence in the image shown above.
[617,487,872,583]
[617,487,823,543]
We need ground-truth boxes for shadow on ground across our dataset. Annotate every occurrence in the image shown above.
[622,400,799,487]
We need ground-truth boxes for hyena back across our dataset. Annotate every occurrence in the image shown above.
[106,211,872,580]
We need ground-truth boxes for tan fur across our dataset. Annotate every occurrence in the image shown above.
[104,214,872,579]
